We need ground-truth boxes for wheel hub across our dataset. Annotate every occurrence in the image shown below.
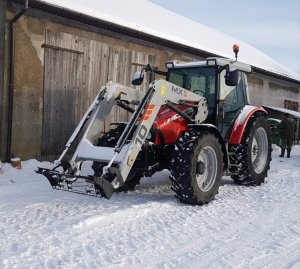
[196,161,205,175]
[252,145,257,156]
[251,127,268,174]
[196,146,218,191]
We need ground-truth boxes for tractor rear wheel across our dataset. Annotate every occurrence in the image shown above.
[170,129,223,205]
[231,115,272,185]
[92,124,143,191]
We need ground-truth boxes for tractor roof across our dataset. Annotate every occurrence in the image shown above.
[167,58,252,74]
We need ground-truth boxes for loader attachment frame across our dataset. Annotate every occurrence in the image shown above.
[36,79,208,199]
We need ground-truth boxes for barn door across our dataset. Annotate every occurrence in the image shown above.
[42,30,88,159]
[42,30,156,159]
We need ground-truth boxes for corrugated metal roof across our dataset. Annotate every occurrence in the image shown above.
[28,0,300,83]
[263,106,300,119]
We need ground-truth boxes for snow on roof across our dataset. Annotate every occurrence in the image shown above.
[39,0,300,82]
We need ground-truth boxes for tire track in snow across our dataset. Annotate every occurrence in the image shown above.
[246,219,300,269]
[0,189,177,268]
[1,178,299,269]
[105,175,300,268]
[1,152,300,268]
[140,204,298,269]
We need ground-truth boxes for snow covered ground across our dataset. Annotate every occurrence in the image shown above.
[0,145,299,269]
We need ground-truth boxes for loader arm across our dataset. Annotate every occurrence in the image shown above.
[36,79,208,199]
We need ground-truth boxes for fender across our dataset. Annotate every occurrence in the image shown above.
[190,123,228,170]
[191,123,226,152]
[228,105,267,144]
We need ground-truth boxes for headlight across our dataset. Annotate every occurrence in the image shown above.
[207,59,216,66]
[165,61,174,69]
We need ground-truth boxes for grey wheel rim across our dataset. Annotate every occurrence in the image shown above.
[196,146,218,191]
[251,127,268,174]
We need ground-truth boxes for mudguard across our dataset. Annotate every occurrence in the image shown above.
[228,105,267,144]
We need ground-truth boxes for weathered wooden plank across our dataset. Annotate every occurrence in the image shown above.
[85,39,110,135]
[42,43,83,54]
[43,33,84,156]
[105,47,133,129]
[131,51,156,93]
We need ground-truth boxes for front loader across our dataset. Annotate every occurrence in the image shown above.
[37,46,272,205]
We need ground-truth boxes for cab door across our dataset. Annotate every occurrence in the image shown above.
[217,70,247,138]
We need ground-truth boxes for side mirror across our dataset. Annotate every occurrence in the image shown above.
[225,69,239,86]
[131,71,144,85]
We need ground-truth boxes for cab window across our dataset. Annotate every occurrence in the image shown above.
[168,67,216,97]
[220,70,245,109]
[168,67,217,123]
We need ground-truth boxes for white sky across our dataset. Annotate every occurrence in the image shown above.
[149,0,300,75]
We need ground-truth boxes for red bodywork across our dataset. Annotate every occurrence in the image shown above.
[152,104,267,146]
[153,106,189,145]
[228,105,267,144]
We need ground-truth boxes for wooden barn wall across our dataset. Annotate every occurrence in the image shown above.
[9,14,197,160]
[8,12,299,160]
[248,74,300,108]
[42,30,156,157]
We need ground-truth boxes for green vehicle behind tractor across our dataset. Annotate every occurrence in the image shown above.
[267,118,281,146]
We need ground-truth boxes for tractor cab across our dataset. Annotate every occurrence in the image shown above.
[166,57,252,138]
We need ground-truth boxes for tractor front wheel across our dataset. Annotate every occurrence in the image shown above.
[170,129,223,205]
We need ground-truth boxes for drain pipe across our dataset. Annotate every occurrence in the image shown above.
[6,0,29,162]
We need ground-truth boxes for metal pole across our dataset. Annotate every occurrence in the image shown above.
[6,0,28,162]
[0,0,6,161]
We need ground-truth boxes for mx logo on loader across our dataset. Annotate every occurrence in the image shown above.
[172,86,188,97]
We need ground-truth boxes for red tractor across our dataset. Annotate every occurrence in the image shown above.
[37,46,272,205]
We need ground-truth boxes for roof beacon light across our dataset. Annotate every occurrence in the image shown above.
[233,44,239,61]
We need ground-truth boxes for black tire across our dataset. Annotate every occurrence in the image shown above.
[170,129,223,205]
[92,124,142,191]
[231,115,272,185]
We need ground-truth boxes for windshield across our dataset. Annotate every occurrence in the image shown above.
[168,67,217,123]
[168,67,216,97]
